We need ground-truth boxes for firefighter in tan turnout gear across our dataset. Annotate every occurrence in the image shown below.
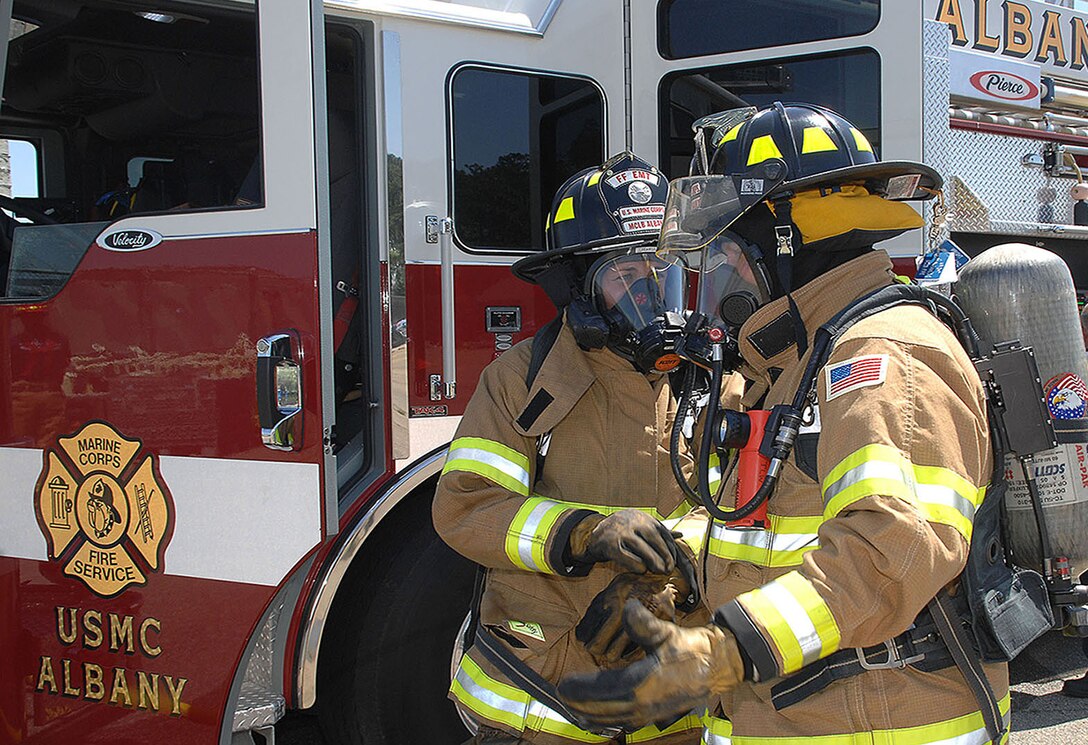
[559,104,1012,744]
[433,153,707,744]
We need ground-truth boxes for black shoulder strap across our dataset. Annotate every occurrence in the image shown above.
[525,313,564,389]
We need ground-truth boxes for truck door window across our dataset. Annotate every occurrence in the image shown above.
[659,0,880,59]
[0,1,261,301]
[660,48,880,177]
[3,139,39,198]
[450,66,604,253]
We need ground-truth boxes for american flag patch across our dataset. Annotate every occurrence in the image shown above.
[825,354,888,401]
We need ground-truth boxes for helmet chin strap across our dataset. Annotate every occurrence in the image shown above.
[770,197,811,358]
[772,197,795,295]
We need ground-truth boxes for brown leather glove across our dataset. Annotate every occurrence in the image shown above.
[559,600,745,728]
[567,510,679,575]
[576,573,682,666]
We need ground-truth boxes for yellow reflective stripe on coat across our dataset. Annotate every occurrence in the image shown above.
[504,493,693,573]
[821,444,984,541]
[708,514,821,567]
[557,499,692,521]
[450,654,608,742]
[701,694,1009,743]
[452,653,701,742]
[708,451,723,494]
[627,712,704,742]
[702,714,732,745]
[506,498,568,573]
[444,437,532,496]
[736,571,840,674]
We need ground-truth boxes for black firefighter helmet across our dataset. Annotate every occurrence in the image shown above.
[513,153,688,372]
[663,103,944,322]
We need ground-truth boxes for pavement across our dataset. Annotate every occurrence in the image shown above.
[1009,630,1088,743]
[277,630,1088,743]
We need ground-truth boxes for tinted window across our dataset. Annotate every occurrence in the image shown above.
[660,0,880,59]
[660,49,880,178]
[1,1,261,300]
[451,67,604,252]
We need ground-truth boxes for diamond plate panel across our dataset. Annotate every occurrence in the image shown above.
[242,596,284,690]
[948,128,1081,237]
[232,682,286,732]
[923,19,952,249]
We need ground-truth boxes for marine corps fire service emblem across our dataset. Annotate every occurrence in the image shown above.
[33,421,174,597]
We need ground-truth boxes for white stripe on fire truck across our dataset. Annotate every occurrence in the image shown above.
[1,447,321,587]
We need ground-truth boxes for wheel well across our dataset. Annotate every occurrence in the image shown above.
[311,475,476,744]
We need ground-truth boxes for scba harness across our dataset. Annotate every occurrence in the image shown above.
[752,283,1052,744]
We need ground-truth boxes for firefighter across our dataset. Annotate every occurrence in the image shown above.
[558,104,1010,744]
[433,152,707,744]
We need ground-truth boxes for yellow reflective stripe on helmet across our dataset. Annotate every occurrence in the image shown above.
[801,126,838,154]
[822,444,984,541]
[700,693,1009,744]
[850,127,874,154]
[737,571,840,674]
[444,437,532,496]
[554,196,576,224]
[716,122,744,146]
[747,135,784,166]
[708,514,821,567]
[588,170,603,187]
[451,654,609,742]
[506,497,568,573]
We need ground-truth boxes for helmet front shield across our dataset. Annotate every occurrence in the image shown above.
[658,159,788,257]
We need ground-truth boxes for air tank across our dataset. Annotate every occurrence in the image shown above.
[957,243,1088,578]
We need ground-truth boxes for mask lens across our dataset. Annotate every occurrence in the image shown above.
[696,237,768,329]
[589,254,686,332]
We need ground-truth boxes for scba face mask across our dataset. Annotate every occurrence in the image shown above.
[694,233,772,334]
[587,252,687,373]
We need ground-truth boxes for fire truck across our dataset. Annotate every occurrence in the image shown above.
[3,0,1088,743]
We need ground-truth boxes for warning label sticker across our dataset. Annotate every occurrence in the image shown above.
[1004,444,1088,510]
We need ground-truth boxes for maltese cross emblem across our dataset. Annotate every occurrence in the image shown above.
[34,421,174,597]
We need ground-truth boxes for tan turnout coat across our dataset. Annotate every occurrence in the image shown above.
[434,321,706,744]
[702,251,1008,744]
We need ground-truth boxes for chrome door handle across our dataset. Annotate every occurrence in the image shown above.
[257,331,303,451]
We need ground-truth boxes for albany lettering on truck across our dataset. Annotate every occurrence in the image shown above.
[2,1,1088,744]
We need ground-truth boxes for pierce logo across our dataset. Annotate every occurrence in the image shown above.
[969,70,1038,102]
[97,228,163,252]
[33,421,174,597]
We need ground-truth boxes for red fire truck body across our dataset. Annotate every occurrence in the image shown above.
[4,1,1088,743]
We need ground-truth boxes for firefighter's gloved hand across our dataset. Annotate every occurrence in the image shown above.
[568,510,679,574]
[576,572,681,666]
[559,600,745,728]
[576,542,700,667]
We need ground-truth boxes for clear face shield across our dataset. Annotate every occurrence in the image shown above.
[658,161,787,331]
[585,251,688,372]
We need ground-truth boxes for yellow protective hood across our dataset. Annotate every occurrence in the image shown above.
[772,184,924,252]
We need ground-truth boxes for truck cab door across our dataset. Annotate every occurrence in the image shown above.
[0,1,334,741]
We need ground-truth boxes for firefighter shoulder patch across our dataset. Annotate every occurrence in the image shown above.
[824,354,888,401]
[33,420,174,598]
